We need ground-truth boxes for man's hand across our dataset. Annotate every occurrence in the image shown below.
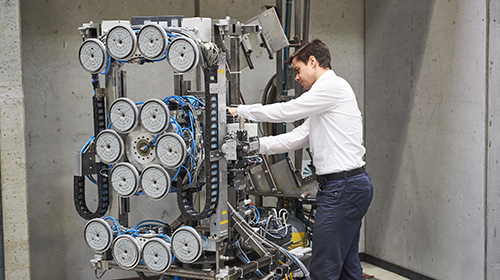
[227,107,238,116]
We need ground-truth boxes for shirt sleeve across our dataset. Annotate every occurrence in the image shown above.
[259,119,310,154]
[237,74,342,123]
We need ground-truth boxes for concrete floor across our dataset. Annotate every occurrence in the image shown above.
[362,262,409,280]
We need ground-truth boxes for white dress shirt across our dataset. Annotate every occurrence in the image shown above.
[237,70,365,175]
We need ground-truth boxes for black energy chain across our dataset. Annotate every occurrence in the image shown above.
[177,66,220,220]
[74,165,109,220]
[74,76,110,220]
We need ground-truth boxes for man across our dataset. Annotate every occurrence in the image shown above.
[229,39,373,280]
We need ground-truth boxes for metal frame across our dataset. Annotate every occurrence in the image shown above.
[76,2,313,277]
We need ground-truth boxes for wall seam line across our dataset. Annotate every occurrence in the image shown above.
[485,0,490,279]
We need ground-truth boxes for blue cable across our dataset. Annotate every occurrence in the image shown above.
[180,165,192,185]
[247,156,263,164]
[104,216,121,235]
[92,77,98,96]
[151,134,160,146]
[201,236,208,248]
[136,224,164,229]
[151,52,168,62]
[184,96,205,108]
[169,116,183,136]
[164,95,187,107]
[250,205,260,223]
[133,220,166,230]
[86,175,98,185]
[158,234,171,242]
[123,229,140,236]
[170,167,181,183]
[99,55,112,75]
[237,252,265,278]
[80,136,95,153]
[165,95,200,172]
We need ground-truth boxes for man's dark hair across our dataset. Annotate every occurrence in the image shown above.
[285,39,332,69]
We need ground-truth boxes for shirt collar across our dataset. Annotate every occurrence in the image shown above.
[312,69,336,88]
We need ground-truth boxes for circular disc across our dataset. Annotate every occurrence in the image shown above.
[156,133,187,169]
[140,164,171,200]
[142,237,172,273]
[109,98,138,133]
[167,37,200,73]
[126,131,157,168]
[79,39,107,74]
[112,235,141,269]
[110,162,139,197]
[84,218,113,253]
[171,226,203,263]
[139,99,170,134]
[106,24,137,60]
[95,129,124,164]
[138,24,168,60]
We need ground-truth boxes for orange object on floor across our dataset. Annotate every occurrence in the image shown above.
[363,273,375,279]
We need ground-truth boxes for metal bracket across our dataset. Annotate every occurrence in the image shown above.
[261,155,278,192]
[210,150,222,160]
[95,88,105,98]
[74,151,97,176]
[90,255,109,271]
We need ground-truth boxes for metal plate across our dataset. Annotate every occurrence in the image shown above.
[171,226,203,263]
[139,99,170,134]
[138,24,168,60]
[156,132,187,169]
[140,164,171,200]
[106,24,137,60]
[167,37,200,73]
[142,237,172,273]
[78,39,107,74]
[126,129,157,168]
[246,8,289,53]
[110,162,139,197]
[95,129,124,164]
[109,98,138,133]
[112,235,141,269]
[84,218,113,253]
[249,159,319,197]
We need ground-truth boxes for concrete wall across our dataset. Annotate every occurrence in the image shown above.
[0,0,31,279]
[18,0,365,279]
[20,2,197,279]
[365,1,488,279]
[487,1,500,278]
[17,0,500,279]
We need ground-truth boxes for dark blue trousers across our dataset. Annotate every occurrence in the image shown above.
[310,172,373,280]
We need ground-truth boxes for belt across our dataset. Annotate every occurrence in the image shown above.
[317,166,365,184]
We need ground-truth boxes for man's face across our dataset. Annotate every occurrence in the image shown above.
[292,56,315,90]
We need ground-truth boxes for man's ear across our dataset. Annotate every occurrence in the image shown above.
[309,55,317,67]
